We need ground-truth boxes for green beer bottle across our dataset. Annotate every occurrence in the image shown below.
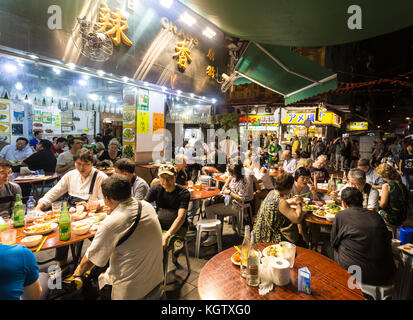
[59,202,71,241]
[12,194,25,228]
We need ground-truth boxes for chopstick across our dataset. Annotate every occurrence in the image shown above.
[298,192,311,197]
[36,236,48,252]
[233,246,241,254]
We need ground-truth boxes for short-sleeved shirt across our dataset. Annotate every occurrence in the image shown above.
[56,151,75,176]
[23,150,57,173]
[132,175,150,200]
[144,184,190,230]
[400,152,413,175]
[176,168,189,186]
[311,166,329,183]
[366,168,385,186]
[0,182,22,219]
[29,138,39,150]
[0,145,33,161]
[50,145,64,157]
[85,199,163,300]
[98,150,122,163]
[0,244,39,300]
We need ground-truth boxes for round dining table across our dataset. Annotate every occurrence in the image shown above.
[137,163,161,180]
[12,173,60,200]
[198,243,364,300]
[185,185,221,201]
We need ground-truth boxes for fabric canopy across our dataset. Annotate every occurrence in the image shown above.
[234,43,338,104]
[180,0,413,47]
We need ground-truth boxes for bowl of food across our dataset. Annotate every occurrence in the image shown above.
[72,211,88,220]
[263,244,284,258]
[325,212,336,222]
[20,235,43,247]
[24,222,58,235]
[88,212,107,222]
[72,221,91,235]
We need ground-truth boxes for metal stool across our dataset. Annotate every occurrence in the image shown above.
[234,201,253,237]
[360,283,395,300]
[164,237,191,286]
[195,219,222,258]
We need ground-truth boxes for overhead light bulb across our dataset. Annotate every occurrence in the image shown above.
[53,67,61,75]
[15,82,23,91]
[97,70,105,76]
[4,63,17,73]
[122,76,129,82]
[78,79,88,86]
[203,27,216,39]
[179,12,196,27]
[162,86,167,92]
[160,0,173,8]
[177,90,182,96]
[88,94,98,101]
[29,55,39,60]
[67,63,76,70]
[190,93,194,98]
[45,87,52,97]
[211,98,217,104]
[144,82,149,87]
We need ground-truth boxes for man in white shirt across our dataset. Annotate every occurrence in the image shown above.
[55,137,83,177]
[250,156,273,215]
[282,150,297,174]
[0,137,33,161]
[73,175,164,300]
[333,168,379,211]
[35,149,108,268]
[357,158,385,187]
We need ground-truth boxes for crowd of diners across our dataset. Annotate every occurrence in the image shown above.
[0,132,411,300]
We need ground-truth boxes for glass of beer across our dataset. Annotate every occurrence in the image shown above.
[52,202,62,215]
[195,183,202,191]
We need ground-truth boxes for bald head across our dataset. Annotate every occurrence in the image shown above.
[282,150,291,161]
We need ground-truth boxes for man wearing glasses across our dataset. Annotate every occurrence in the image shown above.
[0,159,22,220]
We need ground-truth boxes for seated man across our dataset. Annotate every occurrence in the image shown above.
[29,131,42,152]
[357,158,385,187]
[332,168,379,211]
[114,158,149,200]
[311,155,330,183]
[51,137,67,157]
[0,137,33,161]
[0,243,48,300]
[56,137,83,177]
[22,139,57,174]
[35,149,108,268]
[0,159,22,220]
[330,187,395,286]
[281,150,297,174]
[145,164,190,267]
[73,175,164,300]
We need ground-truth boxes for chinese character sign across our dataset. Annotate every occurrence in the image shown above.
[206,65,215,79]
[207,48,215,61]
[349,122,368,131]
[97,3,132,47]
[282,111,341,128]
[173,41,192,72]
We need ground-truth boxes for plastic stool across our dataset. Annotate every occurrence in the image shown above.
[360,283,395,300]
[195,219,222,258]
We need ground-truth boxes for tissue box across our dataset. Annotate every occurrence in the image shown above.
[298,267,311,295]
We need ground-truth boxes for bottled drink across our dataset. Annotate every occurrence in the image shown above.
[327,176,336,194]
[240,225,250,278]
[59,202,71,241]
[12,194,25,228]
[26,196,36,218]
[246,233,260,287]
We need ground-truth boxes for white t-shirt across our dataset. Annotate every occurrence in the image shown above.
[86,198,164,300]
[56,151,75,176]
[253,168,274,190]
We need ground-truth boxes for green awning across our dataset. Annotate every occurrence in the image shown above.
[180,0,413,47]
[235,43,337,105]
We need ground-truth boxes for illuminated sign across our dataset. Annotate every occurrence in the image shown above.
[238,115,278,126]
[349,122,368,131]
[97,3,132,47]
[282,110,341,128]
[206,65,216,79]
[161,17,199,46]
[173,41,192,72]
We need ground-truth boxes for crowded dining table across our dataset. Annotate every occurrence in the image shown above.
[198,243,365,300]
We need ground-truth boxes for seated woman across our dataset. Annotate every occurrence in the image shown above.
[375,163,408,236]
[202,162,254,247]
[296,158,313,172]
[96,138,122,167]
[252,172,305,244]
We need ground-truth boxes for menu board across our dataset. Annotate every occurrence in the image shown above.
[0,99,11,143]
[137,89,150,135]
[153,113,164,135]
[33,104,60,137]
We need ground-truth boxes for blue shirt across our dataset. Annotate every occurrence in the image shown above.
[0,244,39,300]
[29,138,39,150]
[0,144,33,161]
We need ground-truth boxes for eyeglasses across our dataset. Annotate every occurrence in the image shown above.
[0,171,13,176]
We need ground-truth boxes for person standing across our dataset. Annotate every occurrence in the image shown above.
[342,137,352,171]
[399,144,413,190]
[291,135,301,155]
[268,137,281,166]
[102,128,115,149]
[334,137,344,171]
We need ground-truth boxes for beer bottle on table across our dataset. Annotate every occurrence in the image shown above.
[12,194,25,228]
[59,202,71,241]
[246,233,260,287]
[240,225,250,278]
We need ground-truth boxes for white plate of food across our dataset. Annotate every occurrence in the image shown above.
[72,220,91,235]
[88,212,107,222]
[20,235,43,247]
[72,211,88,220]
[24,222,58,235]
[32,213,60,225]
[231,250,262,266]
[262,244,285,258]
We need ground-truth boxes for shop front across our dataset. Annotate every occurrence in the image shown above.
[281,108,342,144]
[0,0,228,163]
